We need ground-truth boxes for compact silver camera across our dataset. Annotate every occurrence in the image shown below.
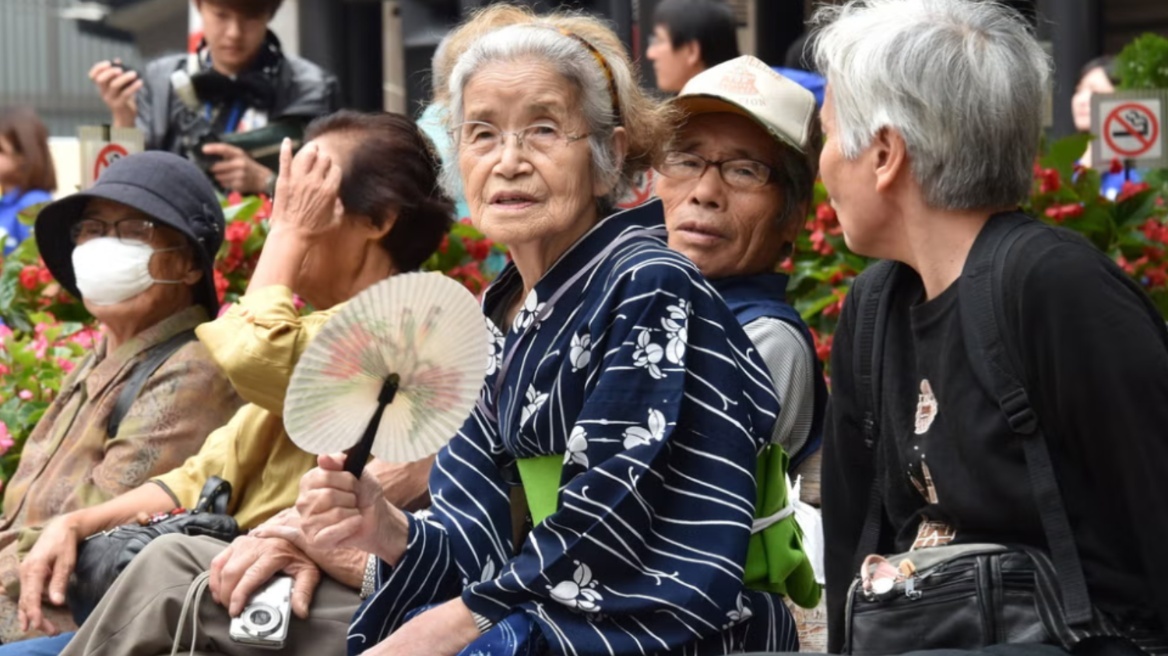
[228,575,292,649]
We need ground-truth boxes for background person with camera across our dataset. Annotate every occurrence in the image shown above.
[88,0,338,195]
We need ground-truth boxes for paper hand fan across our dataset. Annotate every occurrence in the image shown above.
[284,271,490,477]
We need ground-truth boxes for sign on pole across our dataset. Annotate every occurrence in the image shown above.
[1091,91,1168,169]
[78,126,144,189]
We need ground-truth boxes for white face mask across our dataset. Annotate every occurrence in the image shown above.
[72,237,184,306]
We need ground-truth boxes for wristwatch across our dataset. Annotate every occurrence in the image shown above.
[359,553,378,599]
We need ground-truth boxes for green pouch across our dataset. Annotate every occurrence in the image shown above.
[516,444,821,608]
[743,444,820,608]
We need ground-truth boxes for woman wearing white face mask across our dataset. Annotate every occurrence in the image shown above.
[0,152,243,643]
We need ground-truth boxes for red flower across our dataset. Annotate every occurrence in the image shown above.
[257,195,273,222]
[213,270,229,303]
[778,257,794,273]
[1117,181,1151,204]
[221,243,245,272]
[1142,219,1168,245]
[465,238,493,262]
[226,191,244,206]
[1145,265,1168,289]
[37,267,53,284]
[438,235,450,255]
[19,265,40,291]
[1036,167,1060,194]
[225,221,252,245]
[809,327,833,364]
[815,202,837,225]
[1109,159,1125,175]
[1043,203,1083,223]
[823,290,847,318]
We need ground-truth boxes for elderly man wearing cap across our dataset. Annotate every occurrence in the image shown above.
[657,55,827,486]
[655,53,830,648]
[0,152,242,645]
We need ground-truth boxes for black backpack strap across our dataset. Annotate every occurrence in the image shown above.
[957,213,1093,626]
[850,259,903,565]
[106,329,198,439]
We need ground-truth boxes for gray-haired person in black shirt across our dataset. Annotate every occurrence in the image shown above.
[803,0,1168,655]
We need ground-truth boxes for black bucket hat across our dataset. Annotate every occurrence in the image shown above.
[36,151,226,317]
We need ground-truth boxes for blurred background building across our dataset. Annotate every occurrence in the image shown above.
[3,0,1167,142]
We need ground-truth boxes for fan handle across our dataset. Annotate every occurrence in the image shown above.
[344,373,401,479]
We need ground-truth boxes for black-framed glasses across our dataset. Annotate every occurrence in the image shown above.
[453,121,589,157]
[656,151,775,190]
[70,218,156,245]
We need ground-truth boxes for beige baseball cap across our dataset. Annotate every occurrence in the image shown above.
[674,55,817,154]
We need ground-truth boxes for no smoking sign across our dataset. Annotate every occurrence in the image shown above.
[1093,93,1168,168]
[93,143,130,181]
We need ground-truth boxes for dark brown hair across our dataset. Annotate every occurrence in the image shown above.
[305,111,455,272]
[199,0,284,19]
[0,107,56,193]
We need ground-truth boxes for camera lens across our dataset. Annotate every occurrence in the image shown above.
[242,603,281,637]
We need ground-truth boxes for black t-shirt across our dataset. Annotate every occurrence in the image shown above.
[822,217,1168,650]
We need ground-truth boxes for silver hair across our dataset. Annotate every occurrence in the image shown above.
[812,0,1051,210]
[444,24,627,203]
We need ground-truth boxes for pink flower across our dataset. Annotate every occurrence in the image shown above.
[18,389,33,401]
[0,422,14,456]
[0,325,12,340]
[57,358,76,374]
[71,330,96,350]
[30,336,48,359]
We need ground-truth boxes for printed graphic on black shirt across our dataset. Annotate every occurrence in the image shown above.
[909,378,956,549]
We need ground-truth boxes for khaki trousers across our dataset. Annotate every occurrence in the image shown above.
[61,534,358,656]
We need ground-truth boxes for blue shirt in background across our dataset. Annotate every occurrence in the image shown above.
[0,188,52,255]
[773,67,826,107]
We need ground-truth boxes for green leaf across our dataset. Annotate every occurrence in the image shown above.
[1116,33,1168,90]
[1062,204,1117,251]
[1040,133,1092,181]
[17,201,49,227]
[222,196,263,223]
[1115,189,1159,226]
[796,293,841,321]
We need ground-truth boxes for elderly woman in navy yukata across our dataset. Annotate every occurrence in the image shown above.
[291,7,814,656]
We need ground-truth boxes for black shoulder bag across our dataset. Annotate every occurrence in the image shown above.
[66,330,241,625]
[842,214,1166,655]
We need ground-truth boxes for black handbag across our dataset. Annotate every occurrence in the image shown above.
[66,476,240,625]
[842,543,1163,654]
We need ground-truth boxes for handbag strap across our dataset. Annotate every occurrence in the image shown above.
[850,260,901,567]
[193,476,233,515]
[107,329,198,438]
[957,214,1092,625]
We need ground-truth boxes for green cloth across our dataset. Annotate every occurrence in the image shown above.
[515,444,821,609]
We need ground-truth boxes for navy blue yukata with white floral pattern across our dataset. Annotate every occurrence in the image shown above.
[349,199,799,655]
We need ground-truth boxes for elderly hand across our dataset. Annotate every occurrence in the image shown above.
[297,454,410,567]
[269,138,344,238]
[365,599,482,656]
[202,143,274,195]
[89,60,141,128]
[17,514,85,635]
[209,511,321,619]
[366,456,434,512]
